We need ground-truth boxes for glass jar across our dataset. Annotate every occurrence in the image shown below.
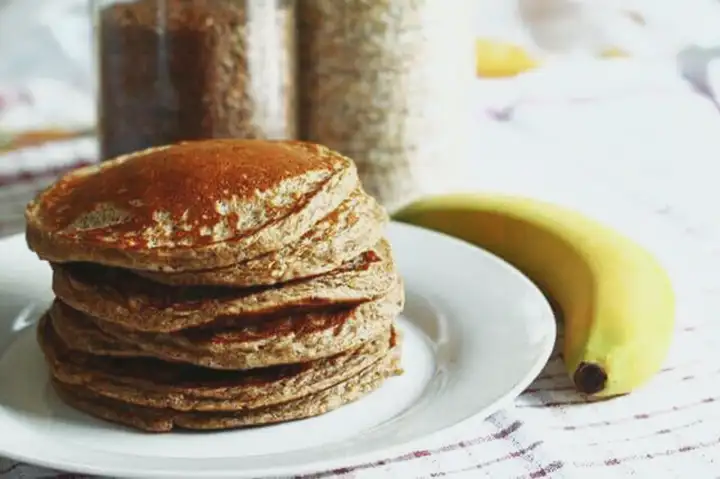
[297,0,477,212]
[92,0,297,161]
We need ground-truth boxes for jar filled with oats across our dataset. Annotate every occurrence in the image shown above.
[93,0,297,160]
[297,0,477,212]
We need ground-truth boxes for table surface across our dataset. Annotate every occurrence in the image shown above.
[1,83,719,479]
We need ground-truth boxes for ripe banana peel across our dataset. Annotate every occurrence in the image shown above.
[393,193,675,398]
[475,38,539,78]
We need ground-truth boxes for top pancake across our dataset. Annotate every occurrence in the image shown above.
[134,186,388,287]
[25,139,358,272]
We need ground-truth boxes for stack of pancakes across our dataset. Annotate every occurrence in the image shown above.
[24,139,404,432]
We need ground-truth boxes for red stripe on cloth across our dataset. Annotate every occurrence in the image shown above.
[0,160,91,187]
[297,421,526,478]
[518,398,595,408]
[489,413,552,478]
[418,442,549,478]
[676,367,720,383]
[518,461,565,478]
[524,384,576,394]
[561,397,717,430]
[582,419,704,447]
[575,436,720,467]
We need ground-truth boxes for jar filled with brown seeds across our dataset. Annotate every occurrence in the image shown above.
[93,0,297,161]
[297,0,477,212]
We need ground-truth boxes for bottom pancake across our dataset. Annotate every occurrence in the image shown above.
[50,344,402,432]
[39,312,397,412]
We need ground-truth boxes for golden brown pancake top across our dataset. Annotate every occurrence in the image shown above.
[28,139,348,250]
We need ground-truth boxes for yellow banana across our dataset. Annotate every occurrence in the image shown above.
[393,193,675,398]
[599,46,631,59]
[475,38,539,78]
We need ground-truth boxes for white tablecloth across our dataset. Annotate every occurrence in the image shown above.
[1,66,719,478]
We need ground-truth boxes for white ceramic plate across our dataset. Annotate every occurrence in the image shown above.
[0,222,555,478]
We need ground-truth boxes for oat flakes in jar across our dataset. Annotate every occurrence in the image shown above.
[93,0,297,160]
[297,0,477,212]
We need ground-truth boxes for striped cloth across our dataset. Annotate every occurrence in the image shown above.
[0,128,718,478]
[0,136,96,238]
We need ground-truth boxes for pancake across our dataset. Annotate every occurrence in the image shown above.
[25,139,359,272]
[134,186,388,287]
[50,302,146,358]
[52,239,398,332]
[39,313,395,412]
[50,343,402,432]
[50,280,404,369]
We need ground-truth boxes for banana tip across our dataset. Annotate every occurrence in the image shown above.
[573,362,608,395]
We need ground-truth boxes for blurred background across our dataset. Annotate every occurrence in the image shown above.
[2,0,720,235]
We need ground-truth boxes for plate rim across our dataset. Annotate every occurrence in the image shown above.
[0,222,557,478]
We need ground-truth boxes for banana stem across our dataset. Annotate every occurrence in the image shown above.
[573,362,608,395]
